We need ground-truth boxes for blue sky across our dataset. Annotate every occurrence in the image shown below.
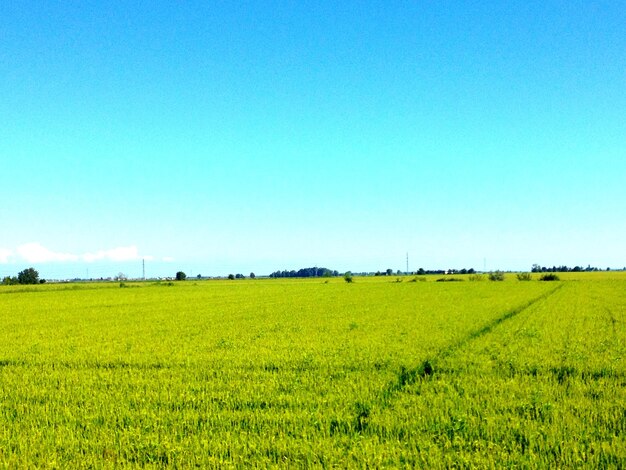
[1,1,625,279]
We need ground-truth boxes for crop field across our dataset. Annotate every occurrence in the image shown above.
[0,273,625,467]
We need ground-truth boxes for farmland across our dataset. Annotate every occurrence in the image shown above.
[0,273,625,467]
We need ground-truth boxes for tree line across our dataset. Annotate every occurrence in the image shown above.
[269,267,339,278]
[415,268,476,275]
[531,264,602,273]
[2,267,43,285]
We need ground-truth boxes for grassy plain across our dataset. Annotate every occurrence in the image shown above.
[0,272,624,467]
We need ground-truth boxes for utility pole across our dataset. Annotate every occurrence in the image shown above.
[406,252,409,274]
[142,259,145,280]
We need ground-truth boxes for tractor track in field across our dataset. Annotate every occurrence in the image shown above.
[348,283,565,434]
[438,283,565,361]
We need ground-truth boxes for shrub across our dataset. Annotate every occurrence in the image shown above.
[517,272,532,281]
[343,272,353,283]
[488,271,505,281]
[468,274,484,282]
[540,273,560,281]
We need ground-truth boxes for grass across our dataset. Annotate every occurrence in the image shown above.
[0,273,624,466]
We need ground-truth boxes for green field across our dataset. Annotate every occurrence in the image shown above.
[1,273,625,467]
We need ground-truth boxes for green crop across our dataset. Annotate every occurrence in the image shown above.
[0,274,624,467]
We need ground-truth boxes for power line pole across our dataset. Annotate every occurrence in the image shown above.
[406,252,409,274]
[142,259,145,280]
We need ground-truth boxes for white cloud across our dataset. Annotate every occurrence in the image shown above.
[17,243,79,263]
[82,246,141,262]
[162,256,175,262]
[0,249,13,264]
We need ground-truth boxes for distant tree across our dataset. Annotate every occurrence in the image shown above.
[197,274,202,279]
[343,272,353,283]
[2,276,18,285]
[115,272,127,281]
[386,268,393,276]
[250,272,256,279]
[235,273,244,279]
[17,267,39,285]
[417,268,425,275]
[227,274,235,280]
[175,271,187,281]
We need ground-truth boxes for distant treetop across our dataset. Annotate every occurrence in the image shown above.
[269,267,339,278]
[531,264,599,273]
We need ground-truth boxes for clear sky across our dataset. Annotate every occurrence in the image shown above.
[1,1,625,279]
